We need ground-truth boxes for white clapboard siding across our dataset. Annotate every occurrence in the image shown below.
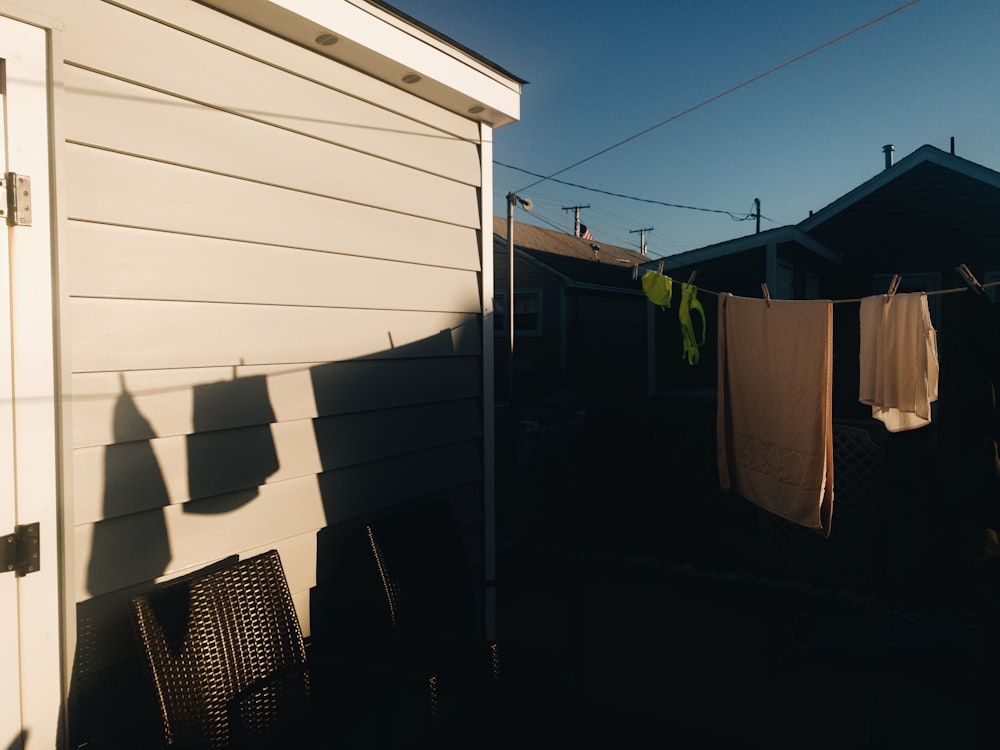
[65,145,479,268]
[77,472,327,600]
[68,223,481,310]
[70,297,480,372]
[41,0,482,174]
[64,66,480,228]
[73,398,483,524]
[76,439,482,601]
[49,0,496,702]
[70,357,482,447]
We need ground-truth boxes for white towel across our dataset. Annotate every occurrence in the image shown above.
[717,294,834,537]
[859,292,939,432]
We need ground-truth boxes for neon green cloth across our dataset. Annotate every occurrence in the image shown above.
[679,282,706,365]
[641,271,673,308]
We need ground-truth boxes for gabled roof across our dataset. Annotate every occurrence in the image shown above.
[638,224,842,272]
[798,144,1000,233]
[494,216,647,292]
[494,216,647,265]
[795,144,1000,264]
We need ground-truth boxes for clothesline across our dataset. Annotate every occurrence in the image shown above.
[637,266,1000,305]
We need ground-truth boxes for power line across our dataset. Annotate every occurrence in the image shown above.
[497,160,772,222]
[514,0,920,193]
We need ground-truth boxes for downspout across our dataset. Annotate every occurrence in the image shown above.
[479,124,496,644]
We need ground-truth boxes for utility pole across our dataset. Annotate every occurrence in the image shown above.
[754,198,761,234]
[562,204,590,237]
[630,226,654,255]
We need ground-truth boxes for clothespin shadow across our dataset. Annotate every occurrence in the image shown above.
[760,283,771,307]
[957,264,985,296]
[884,274,902,303]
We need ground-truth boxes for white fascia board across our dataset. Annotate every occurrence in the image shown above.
[202,0,521,127]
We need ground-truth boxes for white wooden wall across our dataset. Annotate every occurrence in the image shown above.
[35,1,494,744]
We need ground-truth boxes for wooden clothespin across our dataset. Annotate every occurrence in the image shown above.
[958,264,985,295]
[687,270,698,285]
[632,264,639,281]
[884,274,902,303]
[657,260,664,275]
[760,283,771,306]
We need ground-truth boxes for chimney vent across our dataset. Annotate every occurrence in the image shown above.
[883,144,895,169]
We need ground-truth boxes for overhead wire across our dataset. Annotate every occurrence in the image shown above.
[498,160,774,223]
[514,0,921,194]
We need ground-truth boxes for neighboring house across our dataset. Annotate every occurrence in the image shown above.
[0,2,521,748]
[493,217,651,408]
[644,143,1000,413]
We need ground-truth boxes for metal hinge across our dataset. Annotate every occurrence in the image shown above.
[0,172,31,227]
[0,523,40,577]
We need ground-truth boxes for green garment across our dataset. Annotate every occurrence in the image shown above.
[641,270,673,308]
[679,282,706,365]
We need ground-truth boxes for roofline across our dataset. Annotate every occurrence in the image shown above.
[641,225,842,270]
[799,144,1000,232]
[197,0,523,127]
[369,1,528,84]
[517,250,644,295]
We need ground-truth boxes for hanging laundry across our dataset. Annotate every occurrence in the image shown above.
[717,294,834,537]
[641,270,673,308]
[679,282,705,365]
[858,292,938,432]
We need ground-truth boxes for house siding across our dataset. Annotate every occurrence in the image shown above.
[36,1,505,746]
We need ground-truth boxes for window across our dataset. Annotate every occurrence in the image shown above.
[494,290,543,336]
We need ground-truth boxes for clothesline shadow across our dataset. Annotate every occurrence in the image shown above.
[67,370,282,749]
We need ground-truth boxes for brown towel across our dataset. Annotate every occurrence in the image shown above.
[717,294,834,536]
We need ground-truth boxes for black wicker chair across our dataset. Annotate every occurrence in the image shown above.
[128,550,314,749]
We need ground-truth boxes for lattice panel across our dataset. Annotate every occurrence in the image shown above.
[761,424,883,585]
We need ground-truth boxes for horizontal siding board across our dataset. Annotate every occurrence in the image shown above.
[70,297,480,372]
[317,439,483,525]
[64,66,480,227]
[76,472,327,600]
[46,0,482,170]
[76,439,482,600]
[74,399,483,523]
[71,357,482,447]
[68,222,481,310]
[66,145,481,269]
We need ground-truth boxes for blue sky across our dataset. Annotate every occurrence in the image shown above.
[386,1,1000,258]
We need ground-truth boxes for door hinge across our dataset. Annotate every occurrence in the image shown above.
[0,522,40,577]
[1,172,31,227]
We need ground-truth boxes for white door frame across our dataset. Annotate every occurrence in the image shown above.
[0,8,65,750]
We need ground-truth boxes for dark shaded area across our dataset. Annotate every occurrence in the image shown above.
[489,399,1000,747]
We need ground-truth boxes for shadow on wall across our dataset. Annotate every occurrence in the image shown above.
[64,321,484,748]
[67,373,281,749]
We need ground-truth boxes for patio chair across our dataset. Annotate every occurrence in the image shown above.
[316,500,499,745]
[128,550,314,749]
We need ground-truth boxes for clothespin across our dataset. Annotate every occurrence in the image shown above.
[958,264,985,296]
[632,264,639,281]
[687,270,698,285]
[884,274,902,303]
[761,283,771,306]
[657,260,664,275]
